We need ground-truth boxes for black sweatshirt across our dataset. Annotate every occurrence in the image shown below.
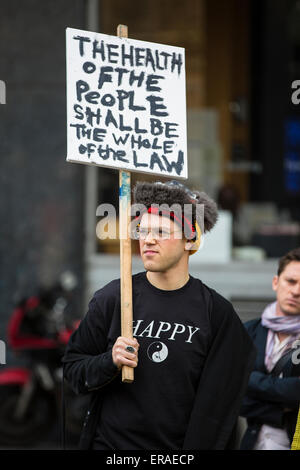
[62,271,256,450]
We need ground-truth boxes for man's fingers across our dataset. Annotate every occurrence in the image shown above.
[115,337,140,351]
[115,341,139,354]
[112,336,139,369]
[115,345,137,359]
[117,336,139,347]
[113,353,138,368]
[121,357,138,368]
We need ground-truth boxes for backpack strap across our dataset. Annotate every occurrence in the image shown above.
[270,348,295,376]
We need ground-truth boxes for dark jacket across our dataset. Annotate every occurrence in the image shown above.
[240,318,300,450]
[62,274,256,450]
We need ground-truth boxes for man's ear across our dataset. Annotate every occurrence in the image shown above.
[184,239,195,252]
[272,275,279,293]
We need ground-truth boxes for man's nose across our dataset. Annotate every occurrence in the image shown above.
[292,283,300,296]
[145,231,156,243]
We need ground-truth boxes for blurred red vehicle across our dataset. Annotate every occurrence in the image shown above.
[0,273,87,447]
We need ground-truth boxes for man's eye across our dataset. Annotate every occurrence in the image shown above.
[160,230,171,238]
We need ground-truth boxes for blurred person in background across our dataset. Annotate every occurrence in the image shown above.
[240,247,300,450]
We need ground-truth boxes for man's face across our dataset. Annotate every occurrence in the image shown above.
[138,213,189,273]
[272,261,300,316]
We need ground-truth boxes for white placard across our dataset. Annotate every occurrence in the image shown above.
[66,28,187,179]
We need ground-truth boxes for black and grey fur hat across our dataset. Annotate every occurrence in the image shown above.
[133,180,218,235]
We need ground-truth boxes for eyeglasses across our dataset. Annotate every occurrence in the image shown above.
[135,227,183,240]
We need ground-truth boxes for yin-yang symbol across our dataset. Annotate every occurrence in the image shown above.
[147,342,168,363]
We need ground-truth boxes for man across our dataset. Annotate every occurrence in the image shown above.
[62,180,255,450]
[240,247,300,450]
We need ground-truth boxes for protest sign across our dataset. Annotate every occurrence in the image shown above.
[66,27,187,179]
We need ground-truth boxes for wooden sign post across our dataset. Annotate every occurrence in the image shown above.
[65,24,187,384]
[117,25,134,383]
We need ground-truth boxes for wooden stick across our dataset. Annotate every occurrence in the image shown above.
[117,24,134,384]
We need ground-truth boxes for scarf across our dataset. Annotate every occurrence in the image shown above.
[261,301,300,371]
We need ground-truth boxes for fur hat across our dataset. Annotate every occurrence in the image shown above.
[132,180,218,235]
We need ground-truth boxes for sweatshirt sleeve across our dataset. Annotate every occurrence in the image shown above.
[182,291,256,450]
[246,370,300,404]
[62,294,120,395]
[240,395,285,427]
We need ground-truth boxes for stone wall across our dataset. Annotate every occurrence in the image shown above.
[0,0,86,356]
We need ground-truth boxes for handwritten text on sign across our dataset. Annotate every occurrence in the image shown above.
[66,28,187,178]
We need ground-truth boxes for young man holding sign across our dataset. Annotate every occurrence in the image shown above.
[62,180,255,450]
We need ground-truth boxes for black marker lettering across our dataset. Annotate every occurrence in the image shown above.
[160,52,171,69]
[114,150,128,163]
[119,114,132,132]
[85,91,100,104]
[101,94,116,107]
[135,48,146,66]
[131,135,151,150]
[152,138,162,150]
[73,35,91,56]
[105,109,118,128]
[117,89,129,111]
[155,50,164,70]
[133,151,148,168]
[163,141,174,154]
[150,118,163,136]
[150,152,166,171]
[76,80,89,102]
[83,61,96,74]
[70,123,91,139]
[98,66,113,90]
[129,70,145,87]
[171,52,183,75]
[78,143,96,157]
[161,150,184,175]
[93,128,107,142]
[146,95,168,117]
[107,43,119,63]
[86,107,102,126]
[112,133,130,145]
[145,48,156,72]
[165,122,179,138]
[146,75,165,93]
[74,104,84,120]
[134,117,147,134]
[129,91,146,111]
[115,68,129,86]
[92,40,105,60]
[121,44,134,67]
[97,145,110,160]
